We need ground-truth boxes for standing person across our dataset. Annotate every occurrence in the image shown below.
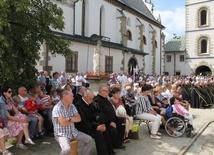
[50,72,60,90]
[94,85,126,150]
[59,71,67,87]
[121,72,129,87]
[75,89,115,155]
[44,71,51,93]
[52,90,93,155]
[37,70,46,88]
[75,72,83,94]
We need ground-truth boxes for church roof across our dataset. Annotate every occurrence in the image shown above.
[165,36,186,52]
[116,0,164,27]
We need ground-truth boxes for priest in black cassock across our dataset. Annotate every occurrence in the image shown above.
[75,88,115,155]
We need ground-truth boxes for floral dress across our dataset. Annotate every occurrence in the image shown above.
[6,101,28,138]
[0,117,10,139]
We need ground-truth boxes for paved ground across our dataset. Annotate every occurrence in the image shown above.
[6,106,214,155]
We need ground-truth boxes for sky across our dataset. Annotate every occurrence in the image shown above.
[152,0,185,42]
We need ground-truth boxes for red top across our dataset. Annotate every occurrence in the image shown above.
[25,99,41,111]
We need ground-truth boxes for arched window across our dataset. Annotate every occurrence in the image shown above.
[127,30,132,40]
[127,17,131,26]
[201,39,207,53]
[155,40,157,48]
[99,6,105,36]
[200,10,207,25]
[143,35,146,44]
[81,0,86,36]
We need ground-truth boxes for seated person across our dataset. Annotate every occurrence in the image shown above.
[135,85,162,139]
[109,85,133,143]
[124,86,136,116]
[75,89,115,155]
[39,90,53,136]
[50,90,60,105]
[154,85,169,108]
[94,85,126,149]
[25,93,44,137]
[0,102,11,155]
[52,90,93,155]
[170,97,194,129]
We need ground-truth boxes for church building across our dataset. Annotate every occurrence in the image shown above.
[37,0,165,76]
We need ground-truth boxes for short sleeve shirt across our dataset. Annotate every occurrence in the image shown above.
[52,101,78,138]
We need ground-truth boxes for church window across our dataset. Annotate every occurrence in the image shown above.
[180,55,184,62]
[143,35,146,45]
[201,39,207,53]
[198,8,208,27]
[166,55,171,62]
[105,56,113,73]
[99,6,105,36]
[127,30,132,41]
[66,52,78,72]
[155,40,157,48]
[81,0,86,36]
[127,17,131,26]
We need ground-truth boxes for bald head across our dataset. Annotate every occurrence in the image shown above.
[83,88,94,104]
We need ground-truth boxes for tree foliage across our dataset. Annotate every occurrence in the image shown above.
[0,0,71,90]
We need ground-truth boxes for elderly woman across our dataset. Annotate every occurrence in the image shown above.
[109,86,133,143]
[135,85,162,139]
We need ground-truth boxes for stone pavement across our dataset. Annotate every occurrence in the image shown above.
[6,106,214,155]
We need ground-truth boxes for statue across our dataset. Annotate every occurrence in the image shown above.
[93,40,102,75]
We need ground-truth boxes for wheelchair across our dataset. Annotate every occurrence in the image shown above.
[164,113,194,138]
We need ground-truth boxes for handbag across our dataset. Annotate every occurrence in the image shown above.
[128,124,140,139]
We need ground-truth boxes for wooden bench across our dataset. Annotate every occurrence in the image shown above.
[70,140,78,155]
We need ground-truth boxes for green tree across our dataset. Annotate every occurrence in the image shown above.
[0,0,71,90]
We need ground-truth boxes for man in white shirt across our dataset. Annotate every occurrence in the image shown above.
[75,72,83,94]
[121,72,129,87]
[161,83,173,100]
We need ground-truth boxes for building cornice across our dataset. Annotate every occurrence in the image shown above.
[53,31,148,56]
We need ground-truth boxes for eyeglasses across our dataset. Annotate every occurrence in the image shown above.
[102,90,109,92]
[7,91,12,93]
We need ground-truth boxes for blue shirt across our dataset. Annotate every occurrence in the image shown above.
[38,75,46,83]
[52,101,78,139]
[0,96,8,127]
[50,78,59,89]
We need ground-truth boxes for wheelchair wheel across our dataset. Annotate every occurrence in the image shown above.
[165,117,186,137]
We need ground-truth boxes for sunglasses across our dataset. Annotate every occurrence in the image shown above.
[7,91,12,93]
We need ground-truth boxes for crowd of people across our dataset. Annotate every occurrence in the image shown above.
[0,70,213,155]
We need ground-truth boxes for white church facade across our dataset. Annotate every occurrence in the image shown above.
[164,0,214,76]
[37,0,165,76]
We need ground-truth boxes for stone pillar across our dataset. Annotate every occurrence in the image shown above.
[119,17,127,47]
[151,30,156,75]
